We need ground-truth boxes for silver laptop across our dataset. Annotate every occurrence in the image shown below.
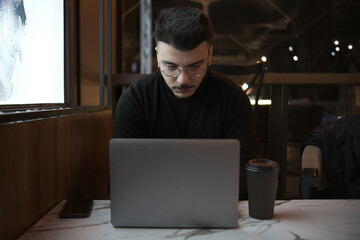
[109,138,240,228]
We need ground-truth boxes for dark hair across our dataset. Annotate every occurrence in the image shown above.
[154,7,215,51]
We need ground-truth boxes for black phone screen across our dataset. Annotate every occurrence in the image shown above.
[58,199,94,218]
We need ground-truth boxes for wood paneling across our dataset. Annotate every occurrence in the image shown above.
[0,109,112,240]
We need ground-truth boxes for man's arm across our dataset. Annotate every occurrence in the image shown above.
[114,88,146,138]
[223,90,256,200]
[224,91,257,162]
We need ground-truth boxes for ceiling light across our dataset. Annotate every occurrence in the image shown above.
[289,46,294,51]
[261,56,267,62]
[250,99,272,105]
[331,51,336,56]
[335,47,340,51]
[242,83,249,91]
[348,44,353,50]
[334,40,339,45]
[293,55,298,61]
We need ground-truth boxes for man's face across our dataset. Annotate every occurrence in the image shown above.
[156,41,213,98]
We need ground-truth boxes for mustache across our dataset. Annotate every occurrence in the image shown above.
[172,84,195,90]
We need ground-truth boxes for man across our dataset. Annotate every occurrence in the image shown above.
[114,7,256,199]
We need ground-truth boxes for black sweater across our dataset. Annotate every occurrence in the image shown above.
[114,70,256,199]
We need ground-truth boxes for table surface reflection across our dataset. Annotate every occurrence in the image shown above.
[19,199,360,240]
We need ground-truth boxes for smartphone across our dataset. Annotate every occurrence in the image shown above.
[58,199,94,218]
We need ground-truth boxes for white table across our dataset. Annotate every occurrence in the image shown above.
[19,200,360,240]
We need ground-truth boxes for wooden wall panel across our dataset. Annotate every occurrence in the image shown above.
[0,109,112,240]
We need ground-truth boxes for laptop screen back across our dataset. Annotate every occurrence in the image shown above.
[109,138,240,228]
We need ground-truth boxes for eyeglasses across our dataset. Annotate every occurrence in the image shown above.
[159,64,208,78]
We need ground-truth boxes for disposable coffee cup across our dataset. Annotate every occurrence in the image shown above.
[247,159,280,219]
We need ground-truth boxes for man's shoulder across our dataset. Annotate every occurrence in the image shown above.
[124,71,161,96]
[208,70,244,93]
[131,71,161,88]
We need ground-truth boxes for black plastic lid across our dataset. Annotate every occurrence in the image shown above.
[246,159,280,173]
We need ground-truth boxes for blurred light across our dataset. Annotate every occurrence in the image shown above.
[261,56,267,62]
[293,55,299,61]
[289,46,294,51]
[335,47,340,52]
[334,40,339,45]
[348,44,353,50]
[250,99,272,105]
[241,83,249,91]
[331,51,336,56]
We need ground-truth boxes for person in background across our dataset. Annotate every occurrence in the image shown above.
[114,7,256,199]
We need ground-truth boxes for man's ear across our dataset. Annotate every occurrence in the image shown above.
[208,45,214,64]
[155,47,160,67]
